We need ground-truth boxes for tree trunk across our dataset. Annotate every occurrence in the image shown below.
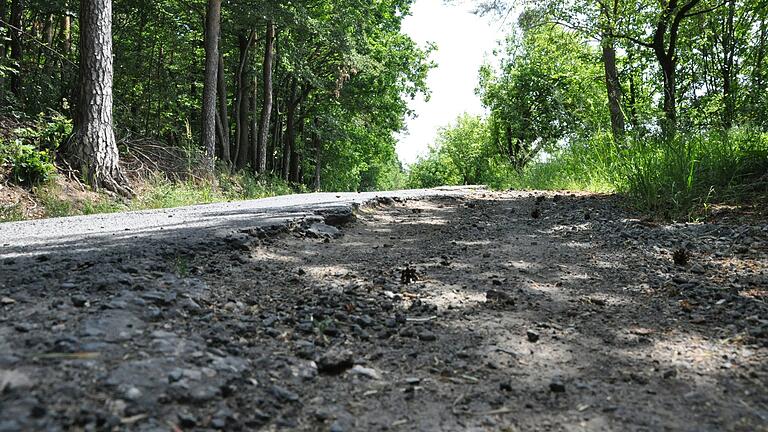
[312,117,321,191]
[249,74,258,171]
[73,0,131,197]
[601,36,625,141]
[9,0,23,99]
[59,13,72,104]
[62,14,71,55]
[658,53,677,135]
[269,96,281,173]
[721,0,736,129]
[256,21,275,174]
[232,31,254,169]
[0,0,6,58]
[216,47,230,165]
[282,79,297,180]
[289,115,304,183]
[201,0,221,171]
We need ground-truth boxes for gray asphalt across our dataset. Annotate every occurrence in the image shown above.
[0,187,479,259]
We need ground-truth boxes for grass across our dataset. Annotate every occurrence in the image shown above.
[480,128,768,220]
[0,169,298,222]
[129,171,295,211]
[0,203,24,223]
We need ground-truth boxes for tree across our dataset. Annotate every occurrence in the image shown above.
[72,0,131,196]
[8,0,23,99]
[201,0,221,172]
[478,25,606,170]
[255,20,275,174]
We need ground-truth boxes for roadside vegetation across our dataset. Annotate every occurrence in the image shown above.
[409,3,768,219]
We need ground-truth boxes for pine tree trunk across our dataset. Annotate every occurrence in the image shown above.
[201,0,221,171]
[256,21,275,174]
[73,0,131,197]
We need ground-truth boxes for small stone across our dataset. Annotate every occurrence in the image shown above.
[418,331,437,342]
[549,379,566,393]
[177,412,197,428]
[71,294,88,307]
[124,386,142,400]
[0,297,15,305]
[270,384,299,403]
[526,329,540,343]
[317,348,354,375]
[0,370,33,392]
[690,263,705,274]
[350,365,382,380]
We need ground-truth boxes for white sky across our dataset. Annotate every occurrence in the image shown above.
[396,0,507,165]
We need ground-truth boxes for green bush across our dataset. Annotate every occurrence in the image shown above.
[2,140,56,186]
[1,113,72,186]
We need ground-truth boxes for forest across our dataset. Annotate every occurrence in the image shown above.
[0,0,766,220]
[0,0,430,218]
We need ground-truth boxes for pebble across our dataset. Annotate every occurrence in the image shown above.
[318,348,354,375]
[270,384,300,403]
[549,379,566,393]
[0,297,15,305]
[527,329,540,343]
[350,365,382,380]
[70,294,88,307]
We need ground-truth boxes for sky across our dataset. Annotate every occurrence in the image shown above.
[396,0,507,165]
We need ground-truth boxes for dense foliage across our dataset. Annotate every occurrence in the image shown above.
[410,0,768,218]
[0,0,432,191]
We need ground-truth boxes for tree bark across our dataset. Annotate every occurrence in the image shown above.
[216,47,230,165]
[601,36,625,141]
[255,21,275,174]
[201,0,221,172]
[312,117,321,191]
[73,0,131,197]
[249,74,258,170]
[282,78,297,180]
[9,0,23,99]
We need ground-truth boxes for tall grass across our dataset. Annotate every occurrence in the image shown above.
[615,129,768,217]
[465,128,768,219]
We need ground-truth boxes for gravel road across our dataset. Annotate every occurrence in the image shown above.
[0,188,766,431]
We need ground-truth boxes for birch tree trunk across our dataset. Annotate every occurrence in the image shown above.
[73,0,131,197]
